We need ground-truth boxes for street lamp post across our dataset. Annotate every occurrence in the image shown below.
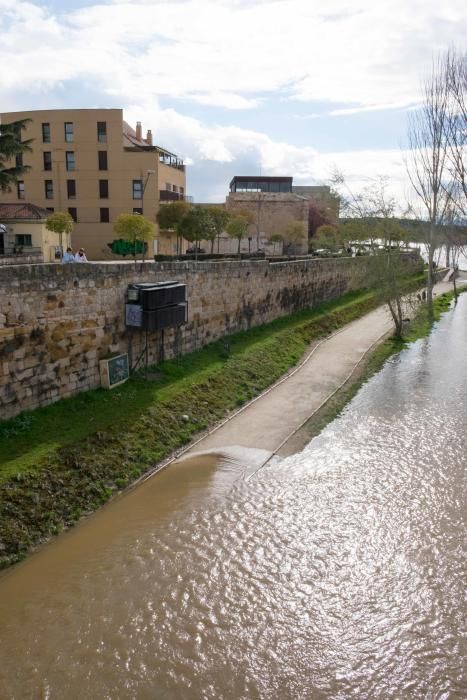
[139,169,155,261]
[141,169,155,217]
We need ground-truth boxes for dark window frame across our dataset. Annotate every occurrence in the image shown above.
[64,122,74,143]
[68,207,77,222]
[17,181,25,199]
[42,123,51,143]
[15,234,32,247]
[98,151,108,170]
[65,151,75,171]
[67,179,76,199]
[100,207,110,223]
[43,151,52,171]
[99,179,109,198]
[44,180,54,199]
[133,179,143,199]
[97,121,107,143]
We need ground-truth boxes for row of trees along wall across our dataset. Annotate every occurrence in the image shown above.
[0,256,403,420]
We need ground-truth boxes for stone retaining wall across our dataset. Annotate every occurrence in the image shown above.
[0,257,384,419]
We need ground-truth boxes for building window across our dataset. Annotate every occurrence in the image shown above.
[165,183,172,191]
[99,179,109,198]
[97,122,107,143]
[64,122,74,142]
[15,234,32,247]
[180,186,184,195]
[43,151,52,171]
[42,123,51,143]
[68,207,77,222]
[133,207,143,215]
[46,207,54,213]
[44,180,54,199]
[17,181,25,199]
[100,207,110,223]
[66,151,75,171]
[173,185,178,193]
[98,151,108,170]
[132,179,143,199]
[67,180,76,199]
[15,153,23,168]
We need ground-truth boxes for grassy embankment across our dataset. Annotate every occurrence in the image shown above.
[0,272,429,568]
[289,289,464,446]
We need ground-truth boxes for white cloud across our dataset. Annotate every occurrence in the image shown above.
[188,92,260,110]
[124,100,410,206]
[0,0,463,205]
[0,0,465,108]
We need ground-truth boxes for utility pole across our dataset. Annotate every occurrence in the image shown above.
[141,168,155,217]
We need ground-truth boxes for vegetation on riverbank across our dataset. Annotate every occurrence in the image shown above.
[285,289,464,449]
[0,288,379,568]
[0,270,435,569]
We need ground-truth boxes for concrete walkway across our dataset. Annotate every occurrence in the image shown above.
[184,279,463,459]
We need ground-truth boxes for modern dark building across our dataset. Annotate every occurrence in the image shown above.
[229,176,293,194]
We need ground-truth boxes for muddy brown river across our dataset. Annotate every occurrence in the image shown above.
[0,296,466,699]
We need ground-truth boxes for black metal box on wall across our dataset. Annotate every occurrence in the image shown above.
[127,281,186,310]
[142,303,187,331]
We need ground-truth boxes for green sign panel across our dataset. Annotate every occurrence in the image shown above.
[106,354,129,388]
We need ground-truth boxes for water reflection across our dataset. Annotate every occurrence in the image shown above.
[0,297,466,699]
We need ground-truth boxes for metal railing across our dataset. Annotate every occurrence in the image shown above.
[0,247,43,265]
[159,190,190,202]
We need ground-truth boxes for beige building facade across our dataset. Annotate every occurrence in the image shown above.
[291,185,340,221]
[0,109,186,260]
[0,203,61,263]
[226,177,339,254]
[226,177,309,253]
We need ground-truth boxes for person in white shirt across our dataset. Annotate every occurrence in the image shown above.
[62,247,75,263]
[75,248,88,262]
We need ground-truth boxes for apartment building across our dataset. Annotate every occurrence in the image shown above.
[0,109,186,260]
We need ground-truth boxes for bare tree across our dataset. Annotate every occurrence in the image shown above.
[406,54,454,318]
[330,171,397,252]
[444,50,467,217]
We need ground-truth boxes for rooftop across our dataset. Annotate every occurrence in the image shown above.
[0,203,50,221]
[229,176,293,193]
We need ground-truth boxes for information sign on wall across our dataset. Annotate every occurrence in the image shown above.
[99,353,129,389]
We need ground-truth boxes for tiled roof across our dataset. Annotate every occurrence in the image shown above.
[0,203,50,221]
[122,121,152,149]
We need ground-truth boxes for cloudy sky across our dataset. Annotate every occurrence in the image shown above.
[1,0,465,204]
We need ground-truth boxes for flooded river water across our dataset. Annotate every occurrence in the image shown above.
[0,296,466,699]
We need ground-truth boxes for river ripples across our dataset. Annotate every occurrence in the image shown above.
[0,296,466,699]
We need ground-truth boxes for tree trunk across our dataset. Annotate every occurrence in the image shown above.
[445,243,450,268]
[426,225,435,319]
[388,299,403,339]
[211,238,215,254]
[238,238,241,257]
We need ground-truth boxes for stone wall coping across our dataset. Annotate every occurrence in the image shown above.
[0,256,367,287]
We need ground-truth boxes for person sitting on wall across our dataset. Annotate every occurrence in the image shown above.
[62,247,75,263]
[75,248,88,262]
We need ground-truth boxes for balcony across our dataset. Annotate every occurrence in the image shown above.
[157,148,185,171]
[159,190,192,202]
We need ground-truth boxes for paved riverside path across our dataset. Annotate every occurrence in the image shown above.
[183,280,463,458]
